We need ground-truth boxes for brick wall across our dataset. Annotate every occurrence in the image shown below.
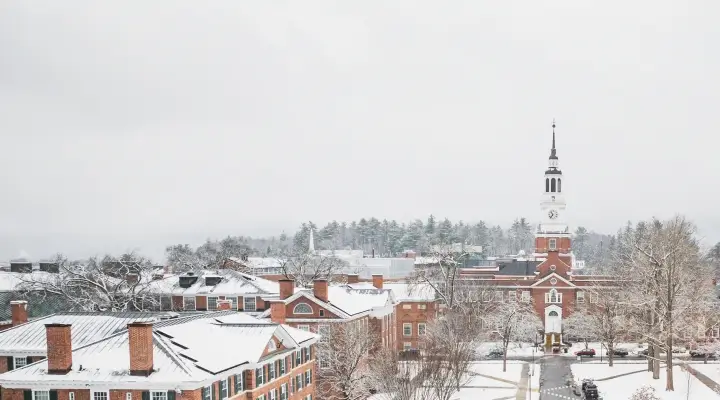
[285,298,337,319]
[395,302,435,351]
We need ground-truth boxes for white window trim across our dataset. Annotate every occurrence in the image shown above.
[418,304,427,310]
[545,290,562,304]
[244,296,257,312]
[293,303,313,315]
[151,392,168,400]
[297,325,310,332]
[403,342,411,350]
[521,291,531,302]
[203,385,211,400]
[14,356,27,368]
[418,323,426,336]
[577,291,585,303]
[70,393,76,400]
[92,391,109,400]
[549,238,557,250]
[183,296,196,311]
[403,323,412,336]
[32,391,50,400]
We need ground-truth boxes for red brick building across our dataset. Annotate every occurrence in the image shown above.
[458,122,615,347]
[0,313,319,400]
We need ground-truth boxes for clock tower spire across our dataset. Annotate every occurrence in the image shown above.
[535,120,571,258]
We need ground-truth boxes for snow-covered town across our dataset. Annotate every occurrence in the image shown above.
[1,2,719,400]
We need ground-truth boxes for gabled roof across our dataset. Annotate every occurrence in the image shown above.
[259,284,395,319]
[383,283,437,302]
[0,313,319,389]
[530,272,575,288]
[148,269,279,296]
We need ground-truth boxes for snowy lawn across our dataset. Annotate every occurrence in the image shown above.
[476,341,540,357]
[686,363,720,391]
[572,362,720,399]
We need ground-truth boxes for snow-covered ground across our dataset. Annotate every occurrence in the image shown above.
[369,360,540,400]
[476,341,541,357]
[572,362,720,399]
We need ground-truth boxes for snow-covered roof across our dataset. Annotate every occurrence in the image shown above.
[227,257,283,269]
[0,271,59,292]
[0,312,318,389]
[148,269,280,296]
[260,284,395,319]
[383,282,437,302]
[0,311,200,355]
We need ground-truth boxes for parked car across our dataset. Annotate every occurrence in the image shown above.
[607,348,628,357]
[575,348,596,357]
[689,350,717,359]
[581,379,600,399]
[637,349,649,356]
[486,348,504,359]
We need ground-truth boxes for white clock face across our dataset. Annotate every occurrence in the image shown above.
[548,210,558,219]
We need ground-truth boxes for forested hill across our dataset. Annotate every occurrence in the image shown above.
[165,215,615,269]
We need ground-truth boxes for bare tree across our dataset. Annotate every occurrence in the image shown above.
[370,347,436,400]
[616,216,714,390]
[316,321,378,400]
[18,252,160,312]
[563,310,597,349]
[276,249,349,287]
[484,299,542,372]
[630,386,661,400]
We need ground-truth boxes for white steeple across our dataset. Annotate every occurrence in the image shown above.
[538,120,568,235]
[308,226,315,253]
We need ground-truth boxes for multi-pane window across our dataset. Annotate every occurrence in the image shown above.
[207,296,218,311]
[577,291,585,303]
[256,366,265,386]
[318,325,329,341]
[280,384,288,400]
[403,304,412,309]
[219,378,228,399]
[243,296,257,312]
[14,357,27,368]
[418,304,427,310]
[235,372,244,392]
[296,350,301,366]
[713,326,720,338]
[151,392,167,400]
[160,296,172,310]
[184,296,196,311]
[70,393,76,400]
[203,386,211,400]
[404,342,411,350]
[293,303,313,314]
[403,323,412,336]
[296,374,303,390]
[93,392,108,400]
[521,291,531,302]
[304,347,311,362]
[305,396,312,400]
[418,323,426,335]
[549,238,557,250]
[319,357,330,369]
[495,291,504,302]
[33,391,50,400]
[269,389,277,400]
[545,290,562,304]
[269,362,276,380]
[280,358,286,375]
[298,325,310,332]
[305,369,312,385]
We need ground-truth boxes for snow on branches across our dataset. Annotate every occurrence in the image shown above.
[17,252,160,312]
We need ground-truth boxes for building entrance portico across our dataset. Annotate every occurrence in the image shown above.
[544,305,562,348]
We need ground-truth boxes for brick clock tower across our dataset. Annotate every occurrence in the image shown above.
[534,121,573,348]
[535,120,571,267]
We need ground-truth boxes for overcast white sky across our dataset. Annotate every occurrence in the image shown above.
[1,1,718,261]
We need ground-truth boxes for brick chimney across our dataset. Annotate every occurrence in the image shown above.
[346,274,359,284]
[270,301,286,324]
[279,279,294,300]
[313,279,328,302]
[217,300,232,310]
[128,322,154,376]
[45,324,72,374]
[372,274,383,289]
[10,300,28,326]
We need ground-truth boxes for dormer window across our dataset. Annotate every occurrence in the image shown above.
[293,303,313,315]
[545,289,562,304]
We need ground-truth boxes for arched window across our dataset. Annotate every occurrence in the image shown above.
[545,178,549,192]
[558,178,562,193]
[548,310,559,317]
[293,303,313,315]
[551,178,556,192]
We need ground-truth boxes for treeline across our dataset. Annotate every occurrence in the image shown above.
[165,215,616,270]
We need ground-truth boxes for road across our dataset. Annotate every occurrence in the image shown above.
[537,356,575,400]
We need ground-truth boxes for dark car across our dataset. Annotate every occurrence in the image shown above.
[575,348,596,357]
[637,349,649,356]
[581,380,600,399]
[690,350,717,359]
[486,348,504,359]
[607,348,628,357]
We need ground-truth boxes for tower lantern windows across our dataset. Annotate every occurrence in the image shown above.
[545,178,549,192]
[551,178,556,192]
[558,178,561,193]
